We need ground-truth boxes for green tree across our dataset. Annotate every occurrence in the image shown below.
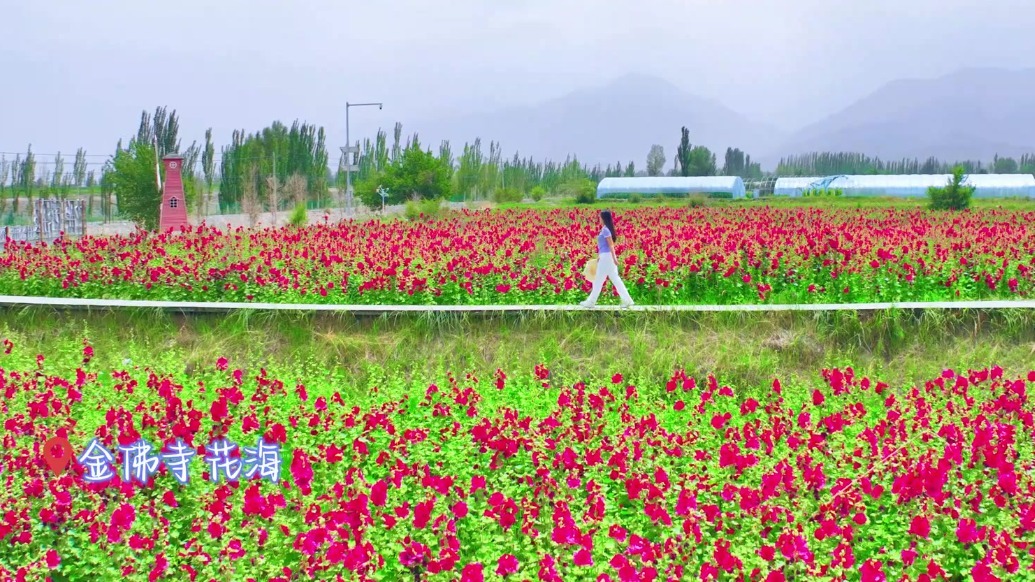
[17,145,35,213]
[73,148,89,213]
[927,165,974,211]
[992,154,1019,174]
[646,144,666,176]
[202,129,215,212]
[675,127,691,177]
[357,138,452,207]
[722,147,744,176]
[455,139,484,200]
[110,140,161,229]
[0,155,9,217]
[219,120,329,211]
[687,146,717,176]
[51,152,65,191]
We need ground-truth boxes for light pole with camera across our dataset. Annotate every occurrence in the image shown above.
[342,101,383,216]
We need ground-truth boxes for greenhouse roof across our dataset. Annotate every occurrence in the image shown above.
[773,174,1035,197]
[597,176,746,198]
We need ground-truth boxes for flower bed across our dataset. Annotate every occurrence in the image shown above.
[1,345,1033,580]
[2,207,1034,304]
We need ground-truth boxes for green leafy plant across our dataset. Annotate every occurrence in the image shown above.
[110,140,161,230]
[492,188,523,205]
[530,186,546,202]
[928,166,975,210]
[288,203,308,227]
[686,194,709,208]
[564,179,597,204]
[404,196,444,221]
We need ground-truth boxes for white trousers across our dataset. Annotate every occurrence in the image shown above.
[585,252,634,305]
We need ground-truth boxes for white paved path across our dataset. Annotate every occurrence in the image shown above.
[1,295,1034,314]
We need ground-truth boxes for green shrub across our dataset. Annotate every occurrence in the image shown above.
[492,188,524,205]
[404,197,444,221]
[927,166,974,211]
[565,179,597,204]
[530,186,546,202]
[802,187,843,198]
[288,203,308,227]
[687,194,709,208]
[629,193,643,204]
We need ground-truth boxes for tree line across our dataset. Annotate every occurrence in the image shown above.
[775,151,1035,176]
[8,107,1035,229]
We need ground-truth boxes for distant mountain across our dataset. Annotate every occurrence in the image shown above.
[768,68,1035,164]
[410,73,786,169]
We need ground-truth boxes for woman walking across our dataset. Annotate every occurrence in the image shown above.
[580,210,635,308]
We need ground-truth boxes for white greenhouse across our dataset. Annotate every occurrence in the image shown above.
[773,174,1035,198]
[596,177,747,199]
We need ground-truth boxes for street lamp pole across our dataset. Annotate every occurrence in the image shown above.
[343,101,383,217]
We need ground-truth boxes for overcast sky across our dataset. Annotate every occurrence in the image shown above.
[3,0,1034,168]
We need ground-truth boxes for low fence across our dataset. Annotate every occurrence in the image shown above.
[1,199,86,250]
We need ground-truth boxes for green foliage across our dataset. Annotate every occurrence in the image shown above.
[219,121,329,212]
[686,146,717,176]
[675,127,692,177]
[403,196,444,221]
[802,188,844,197]
[673,127,716,177]
[722,147,763,179]
[492,187,523,205]
[628,193,643,204]
[646,145,666,177]
[530,186,546,202]
[288,203,308,227]
[771,151,1035,176]
[202,129,215,191]
[110,140,161,230]
[560,178,597,204]
[358,139,452,208]
[686,194,709,208]
[927,166,975,211]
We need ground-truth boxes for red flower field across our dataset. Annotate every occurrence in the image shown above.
[2,207,1035,304]
[1,344,1033,580]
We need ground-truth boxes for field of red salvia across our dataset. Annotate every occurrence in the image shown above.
[1,342,1034,581]
[2,207,1035,304]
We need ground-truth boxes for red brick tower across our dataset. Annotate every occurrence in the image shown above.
[159,155,189,232]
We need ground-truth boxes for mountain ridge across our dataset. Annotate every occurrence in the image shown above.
[409,68,1035,170]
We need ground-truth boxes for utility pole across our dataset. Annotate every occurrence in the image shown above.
[342,101,383,218]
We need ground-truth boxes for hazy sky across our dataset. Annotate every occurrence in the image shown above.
[3,0,1034,169]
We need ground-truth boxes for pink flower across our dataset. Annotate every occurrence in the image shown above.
[162,490,178,508]
[860,559,885,582]
[413,498,435,529]
[45,549,60,569]
[460,563,484,582]
[573,549,593,566]
[496,554,519,576]
[371,480,388,507]
[909,515,931,538]
[148,553,168,582]
[289,449,314,495]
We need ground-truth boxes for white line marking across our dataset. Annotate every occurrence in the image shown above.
[0,295,1034,313]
